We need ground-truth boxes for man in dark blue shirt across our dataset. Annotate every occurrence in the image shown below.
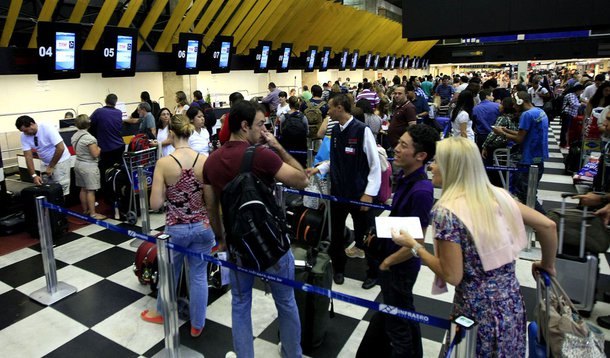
[473,89,500,149]
[359,124,439,357]
[434,76,455,105]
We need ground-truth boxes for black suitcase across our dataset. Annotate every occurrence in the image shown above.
[292,242,334,354]
[0,211,26,236]
[21,183,67,239]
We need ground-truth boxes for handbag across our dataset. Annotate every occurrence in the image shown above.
[537,274,605,358]
[362,226,387,261]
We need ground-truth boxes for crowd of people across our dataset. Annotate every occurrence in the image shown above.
[14,66,610,357]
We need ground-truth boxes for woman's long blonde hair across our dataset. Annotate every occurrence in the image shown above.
[434,137,522,245]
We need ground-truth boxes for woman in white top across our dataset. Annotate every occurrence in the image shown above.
[155,108,175,157]
[451,90,475,142]
[174,90,190,115]
[186,106,210,155]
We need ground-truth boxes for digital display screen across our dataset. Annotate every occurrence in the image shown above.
[454,315,476,328]
[307,48,317,70]
[115,35,133,70]
[398,56,405,69]
[373,54,380,69]
[260,45,270,69]
[55,32,76,71]
[365,53,372,69]
[351,51,359,70]
[186,39,199,69]
[321,48,331,71]
[404,56,410,69]
[219,41,231,69]
[391,56,396,70]
[281,46,291,69]
[340,50,348,69]
[384,55,390,70]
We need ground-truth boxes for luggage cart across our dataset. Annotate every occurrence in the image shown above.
[492,145,515,191]
[122,147,157,224]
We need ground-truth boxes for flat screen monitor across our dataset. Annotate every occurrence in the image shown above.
[37,22,82,80]
[384,55,391,70]
[339,49,348,71]
[176,33,202,75]
[391,55,397,70]
[320,47,331,72]
[413,56,420,69]
[211,36,233,73]
[102,27,137,77]
[350,50,359,70]
[254,40,272,73]
[305,46,317,72]
[373,53,380,70]
[404,56,410,69]
[277,43,292,73]
[364,52,372,70]
[398,56,405,69]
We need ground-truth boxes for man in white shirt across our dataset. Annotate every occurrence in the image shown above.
[581,74,606,103]
[527,79,550,108]
[16,116,72,195]
[308,94,381,289]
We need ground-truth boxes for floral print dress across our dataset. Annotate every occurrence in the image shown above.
[432,208,526,357]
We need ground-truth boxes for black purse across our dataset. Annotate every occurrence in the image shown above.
[362,226,387,261]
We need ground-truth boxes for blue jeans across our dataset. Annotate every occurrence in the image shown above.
[230,251,302,358]
[379,265,423,357]
[156,222,215,329]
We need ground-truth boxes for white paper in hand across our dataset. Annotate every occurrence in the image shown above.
[375,216,424,239]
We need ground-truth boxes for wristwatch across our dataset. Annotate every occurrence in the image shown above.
[411,243,423,258]
[31,173,38,178]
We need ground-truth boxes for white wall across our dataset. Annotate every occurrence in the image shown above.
[0,72,164,133]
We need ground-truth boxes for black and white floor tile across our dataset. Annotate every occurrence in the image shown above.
[1,122,610,357]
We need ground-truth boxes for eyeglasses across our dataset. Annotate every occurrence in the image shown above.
[34,136,38,146]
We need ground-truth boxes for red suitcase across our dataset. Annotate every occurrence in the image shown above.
[133,241,158,291]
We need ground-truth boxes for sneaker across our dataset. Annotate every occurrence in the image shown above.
[345,242,365,259]
[191,326,203,337]
[225,352,237,358]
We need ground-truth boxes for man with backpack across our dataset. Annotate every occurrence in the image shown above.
[203,100,308,358]
[280,96,309,167]
[300,84,328,140]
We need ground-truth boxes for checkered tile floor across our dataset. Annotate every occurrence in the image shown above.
[1,122,610,357]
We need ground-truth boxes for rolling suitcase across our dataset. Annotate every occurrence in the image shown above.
[133,240,158,292]
[555,193,598,314]
[21,183,67,239]
[292,242,334,354]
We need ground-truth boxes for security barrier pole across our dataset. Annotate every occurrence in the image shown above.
[524,165,539,252]
[131,165,151,247]
[307,140,314,168]
[276,182,285,213]
[29,196,77,305]
[448,316,478,358]
[153,234,202,358]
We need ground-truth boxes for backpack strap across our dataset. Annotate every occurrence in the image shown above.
[239,145,257,173]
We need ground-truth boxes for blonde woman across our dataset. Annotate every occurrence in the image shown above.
[174,90,190,115]
[140,115,215,338]
[392,137,557,357]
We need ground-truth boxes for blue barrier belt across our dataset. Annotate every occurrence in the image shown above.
[287,150,308,155]
[444,331,461,357]
[283,187,393,211]
[42,202,451,330]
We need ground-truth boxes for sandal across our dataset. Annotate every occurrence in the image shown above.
[91,214,107,220]
[140,310,163,324]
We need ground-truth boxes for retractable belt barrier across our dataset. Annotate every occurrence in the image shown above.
[43,201,449,330]
[283,187,393,211]
[484,165,529,172]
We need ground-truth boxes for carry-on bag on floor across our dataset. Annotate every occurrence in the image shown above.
[133,241,158,292]
[531,269,605,358]
[0,211,26,236]
[554,193,599,315]
[292,241,334,353]
[21,183,67,239]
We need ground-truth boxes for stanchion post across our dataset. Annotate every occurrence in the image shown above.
[449,316,478,358]
[29,196,77,305]
[307,140,314,168]
[524,165,539,251]
[152,234,203,358]
[276,182,285,212]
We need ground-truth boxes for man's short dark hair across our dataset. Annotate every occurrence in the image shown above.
[288,96,299,109]
[193,90,203,100]
[229,100,261,133]
[469,76,482,84]
[105,94,118,106]
[363,82,372,90]
[268,82,276,89]
[392,75,401,85]
[279,91,287,98]
[15,115,35,130]
[479,89,492,101]
[311,85,322,97]
[405,124,439,162]
[460,75,469,83]
[229,92,245,106]
[330,94,351,114]
[352,107,365,122]
[595,74,606,82]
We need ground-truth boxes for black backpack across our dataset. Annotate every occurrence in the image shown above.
[282,112,307,140]
[221,145,290,271]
